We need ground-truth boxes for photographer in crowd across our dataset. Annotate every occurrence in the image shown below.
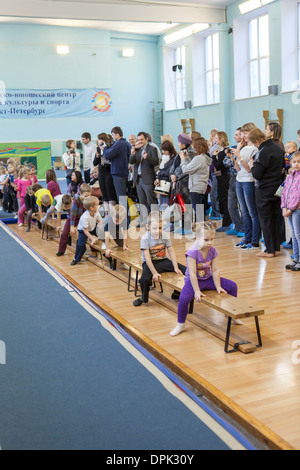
[62,139,81,187]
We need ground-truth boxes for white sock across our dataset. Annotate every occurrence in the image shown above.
[170,323,185,337]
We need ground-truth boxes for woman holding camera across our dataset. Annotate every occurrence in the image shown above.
[62,140,81,187]
[93,132,117,217]
[211,131,233,231]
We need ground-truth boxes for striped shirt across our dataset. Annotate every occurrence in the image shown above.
[69,194,85,226]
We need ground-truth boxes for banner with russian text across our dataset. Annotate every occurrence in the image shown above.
[0,88,112,119]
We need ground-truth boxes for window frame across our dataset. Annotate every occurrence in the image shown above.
[248,13,270,97]
[204,32,220,105]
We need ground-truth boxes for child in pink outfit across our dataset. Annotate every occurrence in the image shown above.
[17,168,32,207]
[281,152,300,271]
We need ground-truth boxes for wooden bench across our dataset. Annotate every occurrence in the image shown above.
[38,224,264,354]
[95,247,264,354]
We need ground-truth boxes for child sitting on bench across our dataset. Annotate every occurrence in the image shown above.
[170,221,240,337]
[71,196,102,265]
[133,211,186,307]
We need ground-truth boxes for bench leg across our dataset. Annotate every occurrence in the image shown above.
[111,259,117,271]
[127,266,137,293]
[189,299,194,314]
[225,317,232,353]
[255,316,262,348]
[134,270,140,297]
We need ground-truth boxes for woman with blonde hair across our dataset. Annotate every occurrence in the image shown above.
[232,122,261,251]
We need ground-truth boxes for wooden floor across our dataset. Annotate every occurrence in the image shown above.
[7,220,300,450]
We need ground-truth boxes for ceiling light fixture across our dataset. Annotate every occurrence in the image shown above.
[56,45,69,54]
[122,48,134,57]
[164,23,210,45]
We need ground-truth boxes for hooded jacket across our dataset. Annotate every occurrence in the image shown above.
[180,153,212,193]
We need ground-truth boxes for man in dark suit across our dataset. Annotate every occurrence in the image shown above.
[130,131,159,226]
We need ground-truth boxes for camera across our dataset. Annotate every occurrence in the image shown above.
[70,149,75,154]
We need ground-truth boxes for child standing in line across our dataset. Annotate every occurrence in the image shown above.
[26,186,53,232]
[281,152,300,271]
[170,221,240,337]
[71,196,102,265]
[133,211,186,307]
[41,194,72,229]
[18,185,37,226]
[46,169,61,198]
[17,167,32,208]
[2,161,18,213]
[0,165,8,211]
[28,164,38,185]
[56,183,91,256]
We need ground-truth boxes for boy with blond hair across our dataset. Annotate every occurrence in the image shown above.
[133,211,186,306]
[71,196,102,265]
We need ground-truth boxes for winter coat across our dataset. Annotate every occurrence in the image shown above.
[281,170,300,211]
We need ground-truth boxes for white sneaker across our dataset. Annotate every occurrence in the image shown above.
[18,223,24,227]
[232,318,243,325]
[102,242,106,250]
[120,262,129,270]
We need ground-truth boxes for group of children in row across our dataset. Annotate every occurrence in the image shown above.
[41,179,239,337]
[0,159,38,214]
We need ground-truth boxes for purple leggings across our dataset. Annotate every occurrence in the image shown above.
[177,276,238,324]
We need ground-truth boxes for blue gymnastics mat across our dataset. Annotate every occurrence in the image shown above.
[0,223,257,451]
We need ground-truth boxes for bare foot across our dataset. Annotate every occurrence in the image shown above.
[256,251,275,258]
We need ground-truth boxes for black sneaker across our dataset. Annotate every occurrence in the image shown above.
[56,252,64,257]
[70,259,78,266]
[133,298,143,307]
[286,261,297,270]
[291,263,300,271]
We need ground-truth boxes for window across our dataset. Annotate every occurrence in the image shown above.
[174,45,186,109]
[248,14,269,96]
[163,44,186,110]
[204,33,220,104]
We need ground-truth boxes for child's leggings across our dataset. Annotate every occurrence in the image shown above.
[288,209,300,262]
[18,203,27,224]
[139,259,186,303]
[177,276,238,324]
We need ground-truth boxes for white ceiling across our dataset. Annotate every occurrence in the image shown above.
[0,0,237,35]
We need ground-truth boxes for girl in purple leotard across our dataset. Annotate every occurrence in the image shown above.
[170,221,240,337]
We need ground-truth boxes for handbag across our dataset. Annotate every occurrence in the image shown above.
[274,183,284,198]
[127,197,139,220]
[154,180,171,196]
[162,198,182,223]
